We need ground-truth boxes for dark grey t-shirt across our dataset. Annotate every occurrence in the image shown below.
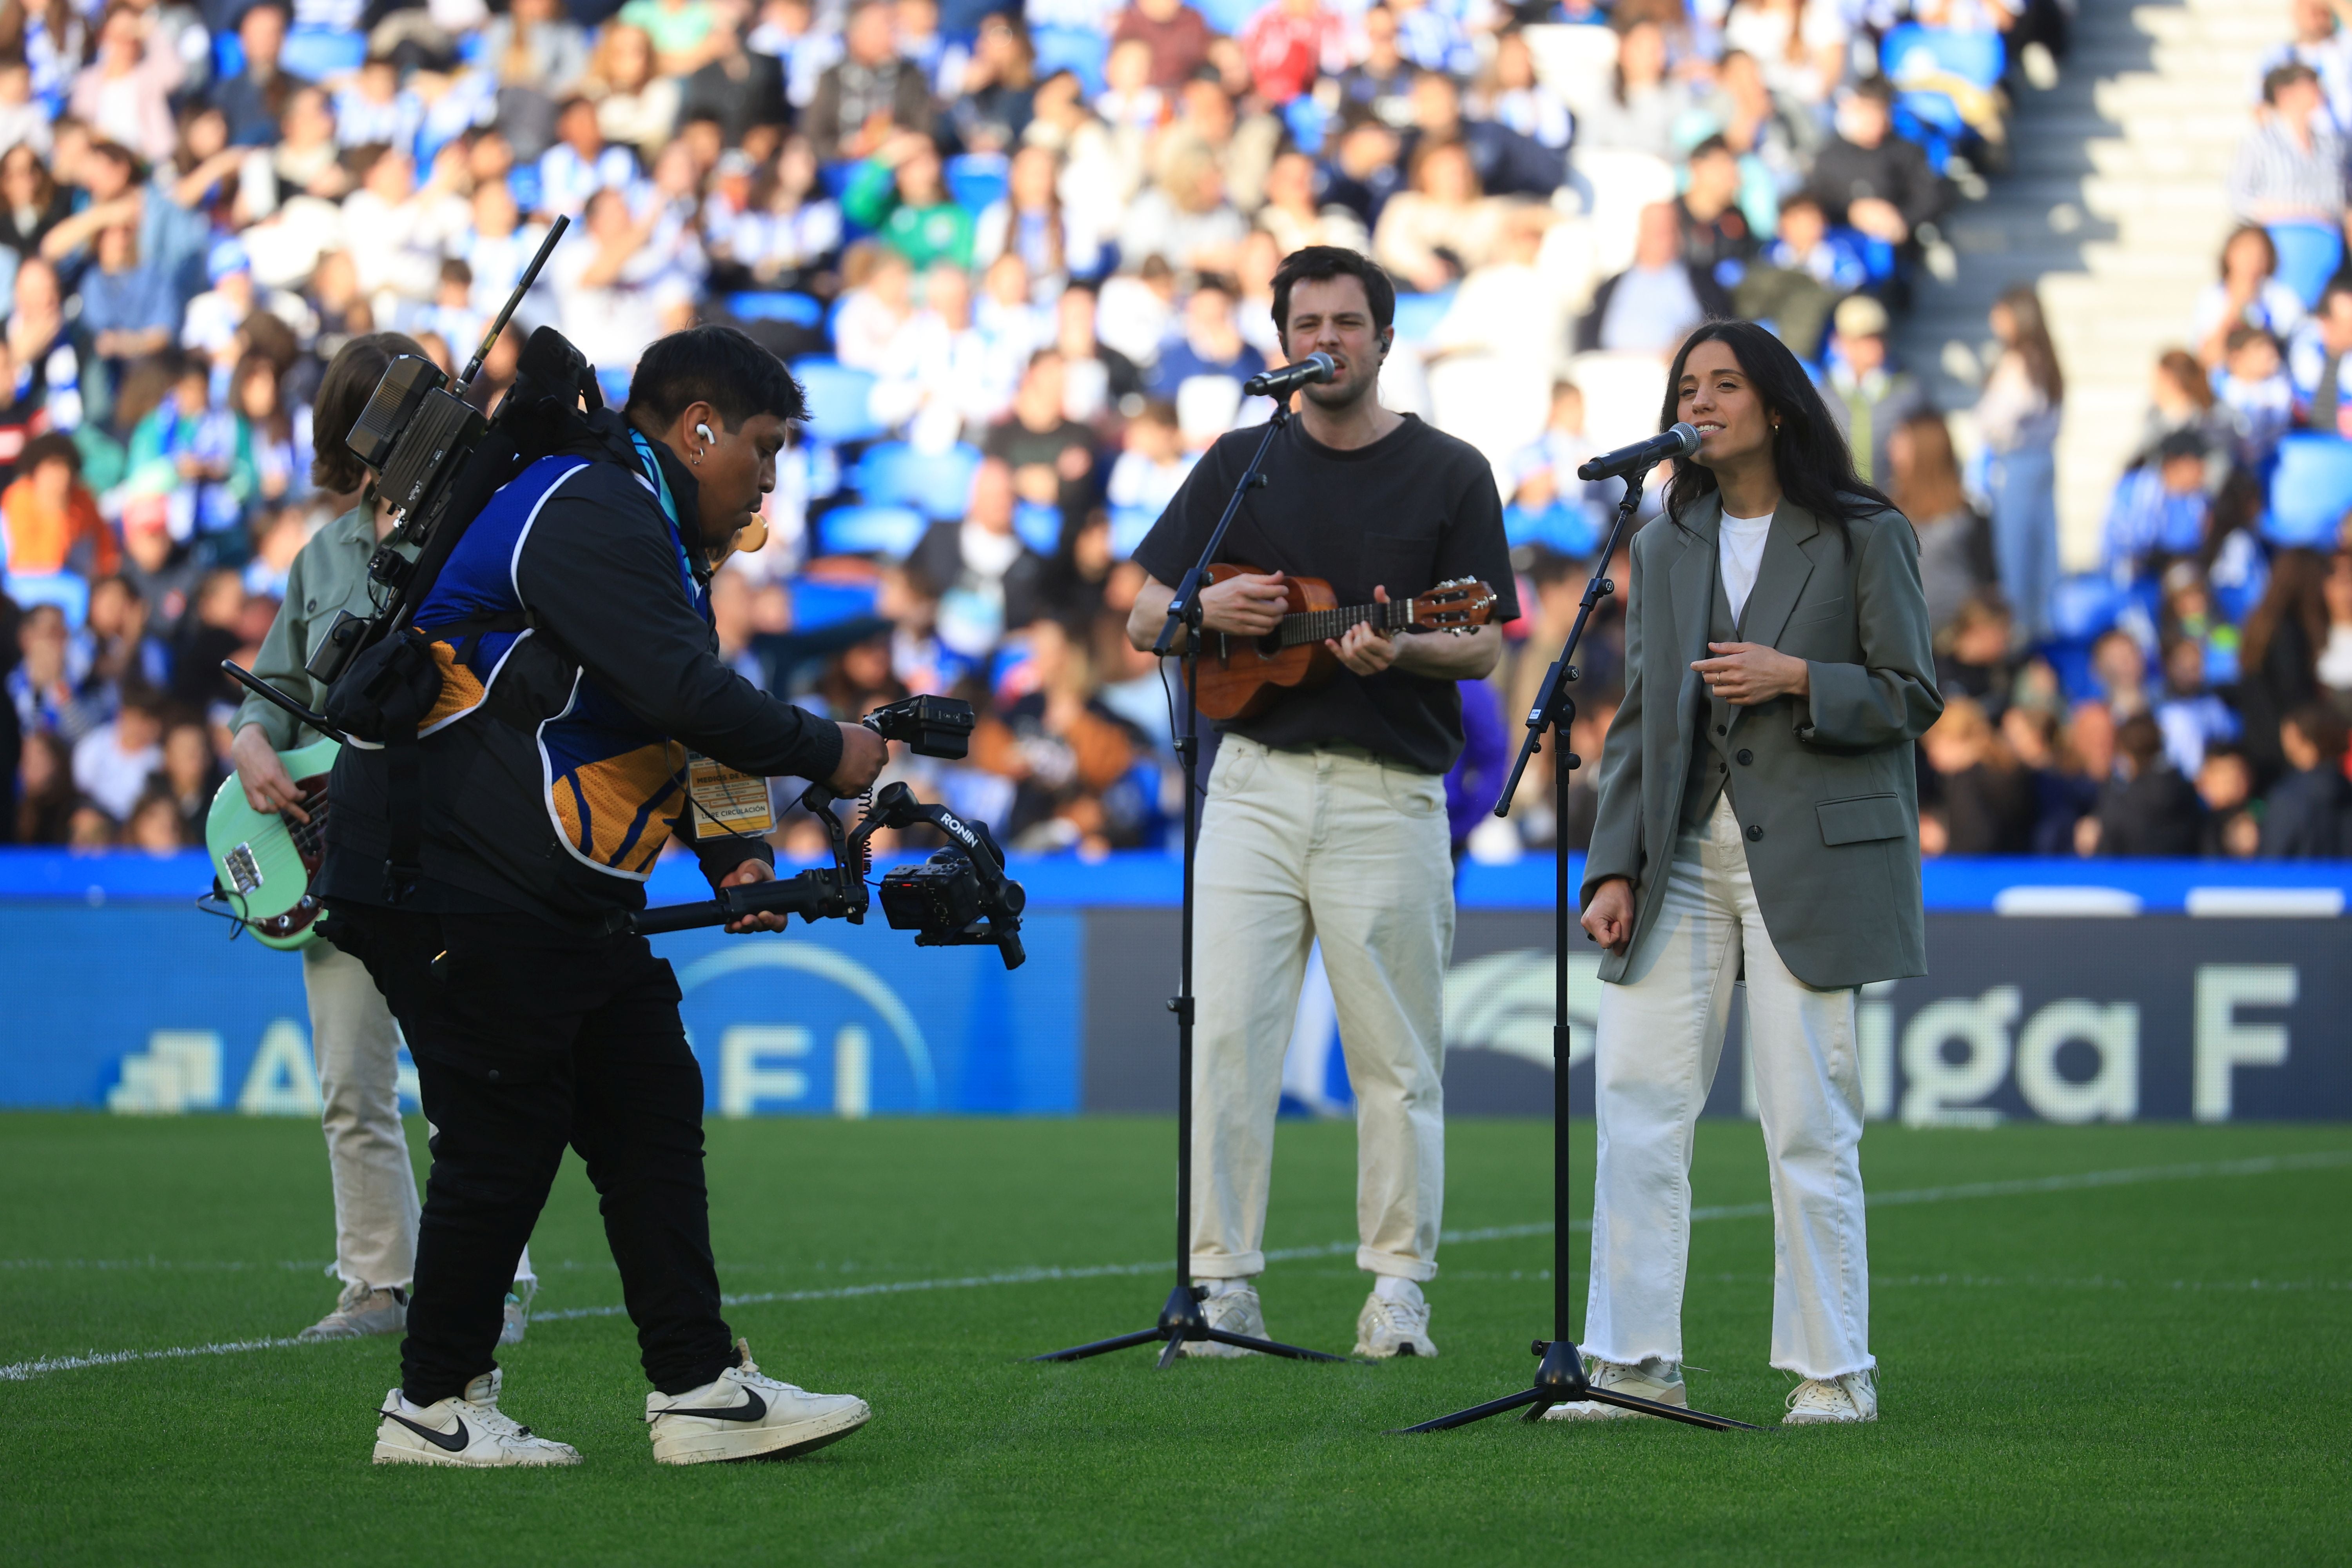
[1133,412,1518,775]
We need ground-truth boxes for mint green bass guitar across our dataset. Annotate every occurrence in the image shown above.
[203,736,341,950]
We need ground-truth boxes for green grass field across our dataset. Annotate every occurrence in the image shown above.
[4,1113,2348,1566]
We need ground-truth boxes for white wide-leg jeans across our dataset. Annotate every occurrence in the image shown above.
[1584,793,1873,1380]
[1190,736,1454,1282]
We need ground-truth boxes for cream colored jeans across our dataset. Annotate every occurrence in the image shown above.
[1585,793,1873,1381]
[1190,736,1454,1282]
[305,939,423,1292]
[305,941,535,1292]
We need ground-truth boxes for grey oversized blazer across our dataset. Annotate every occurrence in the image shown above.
[1583,493,1944,990]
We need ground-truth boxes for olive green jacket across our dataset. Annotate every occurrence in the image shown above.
[230,505,412,751]
[1583,493,1943,990]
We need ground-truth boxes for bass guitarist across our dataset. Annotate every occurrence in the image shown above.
[1126,246,1518,1359]
[229,334,541,1345]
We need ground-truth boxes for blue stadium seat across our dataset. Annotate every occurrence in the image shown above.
[1504,503,1601,559]
[2048,573,2127,643]
[1031,25,1109,96]
[2266,431,2352,544]
[3,572,90,630]
[817,504,927,558]
[1880,24,2003,89]
[1388,290,1455,344]
[595,367,633,408]
[946,153,1009,215]
[280,24,367,82]
[1014,501,1062,554]
[1196,0,1258,35]
[1109,503,1159,558]
[788,577,882,628]
[728,291,824,327]
[790,358,884,444]
[2268,223,2344,309]
[853,441,982,520]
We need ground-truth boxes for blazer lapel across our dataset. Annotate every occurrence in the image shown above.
[1668,494,1721,681]
[1739,499,1822,652]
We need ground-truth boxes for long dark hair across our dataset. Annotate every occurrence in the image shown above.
[1657,319,1896,543]
[2241,546,2331,679]
[1997,283,2064,405]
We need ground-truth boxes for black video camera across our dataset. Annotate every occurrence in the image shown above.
[631,699,1025,969]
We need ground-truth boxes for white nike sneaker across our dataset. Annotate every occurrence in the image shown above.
[499,1279,537,1347]
[1540,1356,1689,1420]
[300,1281,407,1341]
[645,1339,871,1465]
[1784,1369,1878,1425]
[372,1369,581,1467]
[1178,1282,1267,1358]
[1354,1289,1437,1358]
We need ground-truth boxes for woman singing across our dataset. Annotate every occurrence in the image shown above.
[1559,320,1941,1426]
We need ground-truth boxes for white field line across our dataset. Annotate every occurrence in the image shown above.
[5,1151,2346,1383]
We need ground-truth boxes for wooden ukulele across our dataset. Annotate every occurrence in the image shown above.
[1185,563,1500,720]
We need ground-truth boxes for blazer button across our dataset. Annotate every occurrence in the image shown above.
[1745,823,1763,842]
[1736,748,1753,765]
[1715,724,1726,736]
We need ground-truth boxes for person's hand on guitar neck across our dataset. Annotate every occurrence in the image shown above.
[1196,570,1290,638]
[1328,584,1399,676]
[230,724,311,825]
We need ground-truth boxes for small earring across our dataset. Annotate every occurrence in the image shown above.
[691,450,704,465]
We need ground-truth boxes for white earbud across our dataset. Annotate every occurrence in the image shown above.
[695,422,715,445]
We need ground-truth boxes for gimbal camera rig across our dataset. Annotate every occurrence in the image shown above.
[630,695,1029,971]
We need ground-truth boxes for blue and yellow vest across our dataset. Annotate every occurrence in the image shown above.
[409,443,710,881]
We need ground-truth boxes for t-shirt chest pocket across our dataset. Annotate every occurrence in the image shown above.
[1361,529,1439,601]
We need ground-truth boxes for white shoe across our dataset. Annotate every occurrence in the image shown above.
[300,1281,407,1341]
[499,1280,537,1347]
[372,1369,581,1467]
[1540,1356,1689,1420]
[1784,1369,1878,1425]
[1179,1282,1268,1358]
[1354,1289,1437,1358]
[645,1339,870,1465]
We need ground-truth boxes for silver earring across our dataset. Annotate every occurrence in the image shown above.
[691,450,704,465]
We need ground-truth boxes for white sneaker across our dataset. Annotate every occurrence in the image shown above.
[1354,1290,1437,1358]
[372,1369,581,1467]
[1178,1282,1267,1357]
[1784,1369,1878,1425]
[300,1281,407,1341]
[1540,1356,1689,1420]
[645,1339,870,1465]
[499,1279,537,1347]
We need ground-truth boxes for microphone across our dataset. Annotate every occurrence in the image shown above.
[1242,353,1336,399]
[1577,423,1702,482]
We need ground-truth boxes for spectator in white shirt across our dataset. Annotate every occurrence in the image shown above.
[831,243,918,372]
[71,688,165,824]
[536,94,639,219]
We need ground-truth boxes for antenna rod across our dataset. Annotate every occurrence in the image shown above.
[455,213,570,396]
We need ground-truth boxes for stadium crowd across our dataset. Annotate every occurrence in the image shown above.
[0,0,2347,865]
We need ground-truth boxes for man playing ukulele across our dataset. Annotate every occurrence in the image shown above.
[1127,247,1518,1357]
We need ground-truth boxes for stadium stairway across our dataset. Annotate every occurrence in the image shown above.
[1894,0,2291,567]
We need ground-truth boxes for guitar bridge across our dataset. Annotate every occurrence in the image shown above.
[223,842,263,896]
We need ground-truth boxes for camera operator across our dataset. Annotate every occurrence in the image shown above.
[318,326,887,1468]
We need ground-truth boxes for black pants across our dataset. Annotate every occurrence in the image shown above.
[326,904,735,1405]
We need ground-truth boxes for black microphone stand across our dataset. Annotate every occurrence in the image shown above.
[1394,464,1762,1433]
[1031,402,1345,1369]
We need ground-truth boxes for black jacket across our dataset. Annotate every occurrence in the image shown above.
[323,435,842,932]
[2095,766,2204,857]
[1806,133,1945,235]
[2259,765,2352,858]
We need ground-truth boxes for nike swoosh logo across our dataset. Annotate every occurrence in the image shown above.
[675,1385,767,1423]
[384,1409,471,1452]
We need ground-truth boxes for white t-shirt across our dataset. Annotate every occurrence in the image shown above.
[1720,509,1773,625]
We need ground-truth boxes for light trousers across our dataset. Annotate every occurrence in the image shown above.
[305,939,423,1292]
[1585,793,1873,1380]
[1190,736,1453,1282]
[305,940,535,1293]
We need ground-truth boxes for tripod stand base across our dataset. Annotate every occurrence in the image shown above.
[1031,1283,1351,1368]
[1392,1339,1766,1433]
